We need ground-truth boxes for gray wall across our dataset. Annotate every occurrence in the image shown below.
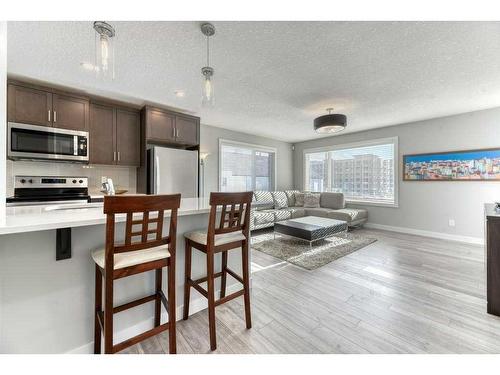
[293,107,500,241]
[200,124,294,194]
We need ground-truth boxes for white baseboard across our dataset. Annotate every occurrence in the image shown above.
[364,222,484,245]
[66,283,242,354]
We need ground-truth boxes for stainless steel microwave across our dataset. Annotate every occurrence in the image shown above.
[8,122,89,162]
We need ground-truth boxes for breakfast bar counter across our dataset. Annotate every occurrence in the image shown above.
[0,198,248,353]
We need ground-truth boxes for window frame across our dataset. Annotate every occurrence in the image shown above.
[303,136,399,208]
[218,138,278,192]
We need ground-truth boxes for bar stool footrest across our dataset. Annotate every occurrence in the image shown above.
[214,289,245,307]
[225,267,244,284]
[112,322,170,353]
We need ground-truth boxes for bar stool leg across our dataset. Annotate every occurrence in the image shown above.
[206,250,217,351]
[168,257,177,353]
[220,251,228,298]
[104,274,114,354]
[183,239,192,320]
[155,269,162,327]
[242,239,252,329]
[94,265,102,354]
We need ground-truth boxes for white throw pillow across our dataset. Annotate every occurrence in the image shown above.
[303,193,320,208]
[294,192,305,207]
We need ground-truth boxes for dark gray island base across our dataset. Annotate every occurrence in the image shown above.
[485,203,500,317]
[274,216,348,246]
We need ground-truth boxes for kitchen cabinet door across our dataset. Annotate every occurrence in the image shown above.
[116,108,140,166]
[7,84,52,127]
[53,93,90,132]
[175,115,199,145]
[146,108,176,142]
[90,103,116,165]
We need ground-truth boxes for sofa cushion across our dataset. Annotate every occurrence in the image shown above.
[285,190,301,206]
[304,207,333,218]
[289,207,306,219]
[294,192,305,207]
[327,208,368,223]
[271,191,288,209]
[304,193,321,208]
[320,192,345,209]
[254,210,275,225]
[274,209,292,221]
[253,191,274,210]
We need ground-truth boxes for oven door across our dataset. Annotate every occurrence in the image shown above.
[8,122,89,162]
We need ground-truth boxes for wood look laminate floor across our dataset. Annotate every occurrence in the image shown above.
[120,228,500,354]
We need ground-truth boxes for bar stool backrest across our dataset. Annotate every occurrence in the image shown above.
[103,194,181,258]
[208,192,253,244]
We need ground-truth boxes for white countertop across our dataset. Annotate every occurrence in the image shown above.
[0,198,213,235]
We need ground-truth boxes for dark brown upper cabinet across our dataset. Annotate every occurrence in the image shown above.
[90,102,140,167]
[116,108,140,166]
[145,107,176,142]
[7,82,90,132]
[52,93,89,132]
[144,106,199,147]
[175,114,199,145]
[90,103,115,165]
[7,84,52,127]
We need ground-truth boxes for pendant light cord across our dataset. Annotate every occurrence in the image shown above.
[206,35,210,67]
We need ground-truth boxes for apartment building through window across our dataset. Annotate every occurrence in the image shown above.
[303,137,398,206]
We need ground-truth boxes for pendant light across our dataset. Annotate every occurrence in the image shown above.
[93,21,116,80]
[200,23,216,106]
[314,108,347,134]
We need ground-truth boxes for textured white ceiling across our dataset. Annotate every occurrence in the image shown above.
[7,21,500,142]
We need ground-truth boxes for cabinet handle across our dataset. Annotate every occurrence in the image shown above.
[53,111,57,123]
[117,151,120,162]
[172,127,176,139]
[48,110,51,122]
[113,151,116,161]
[176,128,179,138]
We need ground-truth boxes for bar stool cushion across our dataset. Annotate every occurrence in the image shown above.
[185,229,246,246]
[91,245,170,270]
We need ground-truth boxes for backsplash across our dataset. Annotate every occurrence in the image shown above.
[6,161,137,197]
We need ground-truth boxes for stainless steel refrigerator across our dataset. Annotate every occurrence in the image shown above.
[147,146,199,197]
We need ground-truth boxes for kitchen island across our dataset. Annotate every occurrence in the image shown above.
[0,198,248,353]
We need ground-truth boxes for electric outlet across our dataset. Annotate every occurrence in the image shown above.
[448,219,455,227]
[101,176,107,184]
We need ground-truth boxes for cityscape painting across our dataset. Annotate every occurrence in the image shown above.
[403,148,500,181]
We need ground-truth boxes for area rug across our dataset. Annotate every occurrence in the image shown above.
[251,232,377,270]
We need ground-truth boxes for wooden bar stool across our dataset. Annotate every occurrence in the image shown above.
[183,191,253,351]
[92,194,181,354]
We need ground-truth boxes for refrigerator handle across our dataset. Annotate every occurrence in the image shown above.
[155,155,160,194]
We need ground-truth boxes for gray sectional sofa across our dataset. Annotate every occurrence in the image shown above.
[250,190,368,230]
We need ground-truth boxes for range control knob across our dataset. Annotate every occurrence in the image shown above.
[20,178,26,184]
[79,179,84,184]
[72,179,77,184]
[28,179,33,183]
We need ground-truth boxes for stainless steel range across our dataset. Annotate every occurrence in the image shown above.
[6,176,90,206]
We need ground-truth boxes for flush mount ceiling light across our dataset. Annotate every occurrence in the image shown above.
[93,21,115,80]
[314,108,347,134]
[200,22,216,107]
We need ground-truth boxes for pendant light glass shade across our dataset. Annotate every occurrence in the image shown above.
[93,21,115,81]
[201,66,215,106]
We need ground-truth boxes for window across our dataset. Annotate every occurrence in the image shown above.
[219,139,276,192]
[304,137,398,207]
